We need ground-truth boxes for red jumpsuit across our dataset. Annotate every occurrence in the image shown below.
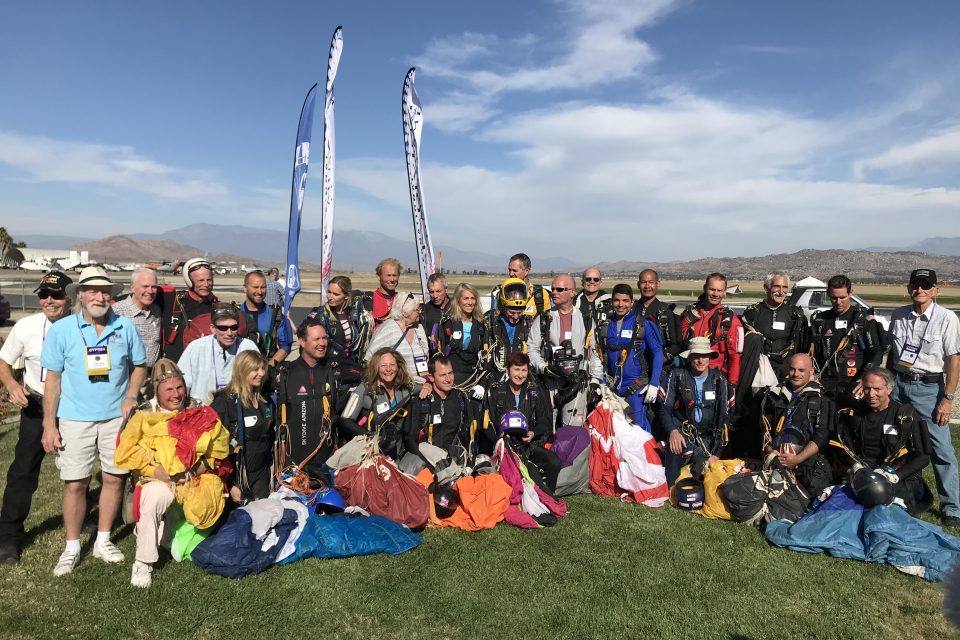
[681,304,744,385]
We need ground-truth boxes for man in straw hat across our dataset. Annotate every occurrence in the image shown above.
[659,336,735,486]
[40,266,147,576]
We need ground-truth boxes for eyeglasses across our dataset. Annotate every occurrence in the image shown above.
[908,282,933,291]
[551,287,572,293]
[37,290,66,300]
[583,277,601,283]
[214,324,239,332]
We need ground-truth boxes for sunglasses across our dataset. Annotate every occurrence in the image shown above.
[908,282,933,291]
[551,287,572,293]
[37,290,66,300]
[583,277,601,283]
[214,324,239,332]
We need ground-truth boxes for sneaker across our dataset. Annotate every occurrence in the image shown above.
[53,548,80,576]
[130,561,152,588]
[943,515,960,528]
[92,539,124,564]
[0,541,20,565]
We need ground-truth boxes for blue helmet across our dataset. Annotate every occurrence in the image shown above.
[499,410,529,436]
[312,488,346,514]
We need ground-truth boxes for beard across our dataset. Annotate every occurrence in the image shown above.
[85,301,110,320]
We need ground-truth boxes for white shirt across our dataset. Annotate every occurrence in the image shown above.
[0,312,57,396]
[177,334,258,403]
[889,302,960,374]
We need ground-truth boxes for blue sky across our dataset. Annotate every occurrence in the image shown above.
[2,0,959,263]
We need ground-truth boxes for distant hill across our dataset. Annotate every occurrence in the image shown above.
[71,236,206,262]
[597,249,960,282]
[865,237,960,256]
[127,223,576,272]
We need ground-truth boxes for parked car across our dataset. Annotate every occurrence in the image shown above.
[787,284,889,331]
[0,293,10,325]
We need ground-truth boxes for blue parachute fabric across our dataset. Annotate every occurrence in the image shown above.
[192,508,298,578]
[278,513,422,565]
[766,485,960,581]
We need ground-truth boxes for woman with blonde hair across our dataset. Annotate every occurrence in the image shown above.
[210,350,274,503]
[365,291,432,397]
[437,283,488,389]
[303,275,371,366]
[338,347,421,460]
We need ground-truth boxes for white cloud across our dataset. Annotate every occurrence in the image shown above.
[414,0,680,130]
[0,131,229,203]
[852,125,960,179]
[339,92,960,261]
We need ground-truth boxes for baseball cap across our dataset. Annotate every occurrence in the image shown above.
[33,271,73,294]
[909,269,937,288]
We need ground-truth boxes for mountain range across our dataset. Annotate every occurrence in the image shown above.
[15,226,960,280]
[18,224,576,272]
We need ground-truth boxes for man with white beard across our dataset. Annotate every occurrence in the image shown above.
[40,266,146,577]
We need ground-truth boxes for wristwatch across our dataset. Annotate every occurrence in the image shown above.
[945,392,956,401]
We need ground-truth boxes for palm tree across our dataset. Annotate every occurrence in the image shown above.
[0,227,25,268]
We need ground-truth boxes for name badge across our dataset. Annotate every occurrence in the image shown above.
[85,345,111,377]
[704,390,716,400]
[414,355,429,374]
[898,343,921,369]
[508,416,523,428]
[771,321,786,331]
[883,424,898,436]
[376,402,390,414]
[835,320,848,330]
[244,415,258,427]
[621,329,634,338]
[452,331,462,339]
[433,414,442,424]
[563,331,572,340]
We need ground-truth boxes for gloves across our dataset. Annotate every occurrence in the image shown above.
[468,384,486,401]
[589,380,602,401]
[643,384,659,404]
[875,468,899,484]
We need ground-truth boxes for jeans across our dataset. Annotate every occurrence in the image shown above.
[895,378,958,517]
[0,396,46,544]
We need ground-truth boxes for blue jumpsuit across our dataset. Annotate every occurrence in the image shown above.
[603,312,663,432]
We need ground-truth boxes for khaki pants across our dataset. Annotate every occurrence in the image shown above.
[135,480,176,564]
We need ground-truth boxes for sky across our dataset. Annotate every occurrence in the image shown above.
[2,0,959,264]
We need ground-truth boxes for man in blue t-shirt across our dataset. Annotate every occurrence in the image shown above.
[41,266,146,577]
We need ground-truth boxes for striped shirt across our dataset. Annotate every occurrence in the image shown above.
[112,296,162,367]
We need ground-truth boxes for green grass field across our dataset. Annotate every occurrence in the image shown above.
[0,418,957,640]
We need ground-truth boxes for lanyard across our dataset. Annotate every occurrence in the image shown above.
[76,314,96,347]
[40,318,48,383]
[211,339,233,389]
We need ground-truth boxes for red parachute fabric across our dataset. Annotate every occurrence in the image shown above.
[587,404,620,497]
[337,454,430,530]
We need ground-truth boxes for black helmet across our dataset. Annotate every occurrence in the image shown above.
[675,478,704,511]
[432,481,460,519]
[850,468,894,508]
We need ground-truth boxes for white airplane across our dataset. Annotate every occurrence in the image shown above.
[20,258,59,272]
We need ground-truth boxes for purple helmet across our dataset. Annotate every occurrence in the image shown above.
[499,410,529,436]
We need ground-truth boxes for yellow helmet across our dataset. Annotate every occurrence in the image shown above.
[498,278,529,310]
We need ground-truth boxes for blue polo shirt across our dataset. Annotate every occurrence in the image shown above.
[41,311,146,421]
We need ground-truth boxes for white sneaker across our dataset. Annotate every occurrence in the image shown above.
[130,561,152,588]
[53,548,80,577]
[92,539,124,564]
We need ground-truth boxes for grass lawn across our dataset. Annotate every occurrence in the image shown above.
[0,418,957,640]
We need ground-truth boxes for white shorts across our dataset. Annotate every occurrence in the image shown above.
[56,417,128,481]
